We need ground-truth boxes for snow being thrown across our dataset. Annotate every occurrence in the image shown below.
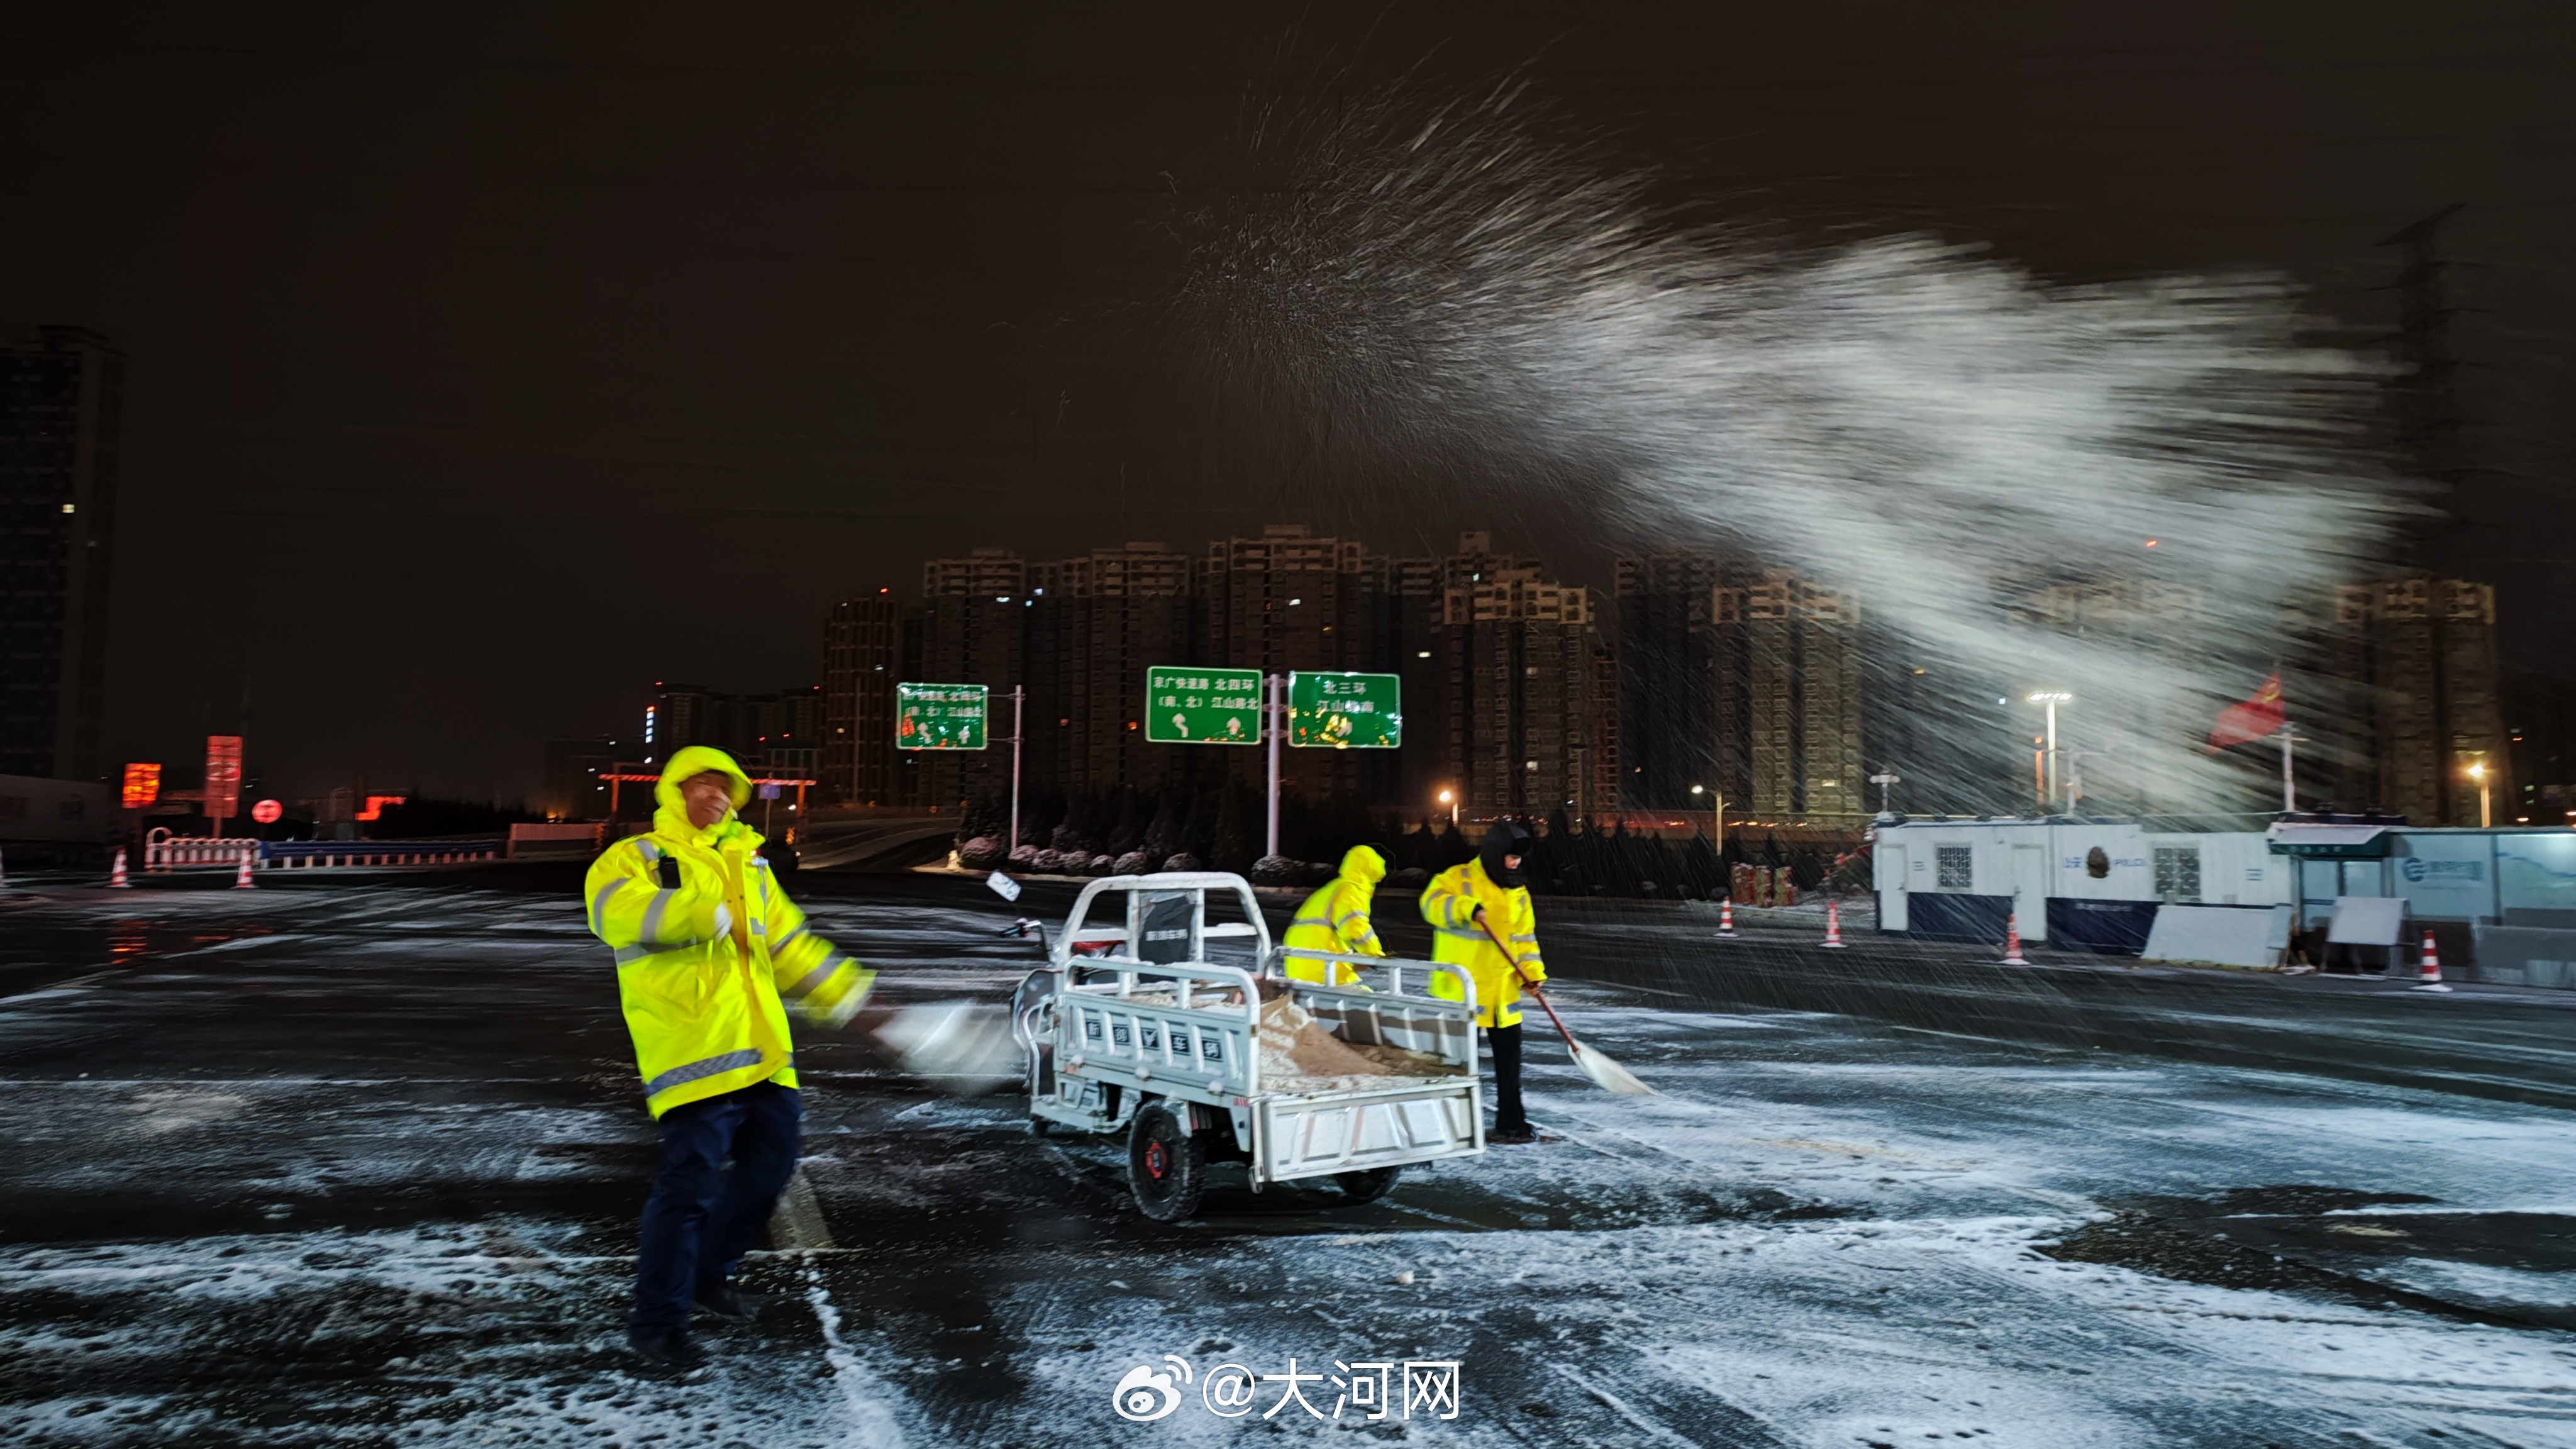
[1182,81,2405,811]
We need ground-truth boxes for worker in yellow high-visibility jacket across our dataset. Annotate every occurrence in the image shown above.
[583,746,873,1369]
[1421,822,1545,1143]
[1282,845,1388,985]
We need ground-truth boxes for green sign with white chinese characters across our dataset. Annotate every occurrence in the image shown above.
[1145,666,1263,745]
[1289,671,1402,749]
[895,682,989,750]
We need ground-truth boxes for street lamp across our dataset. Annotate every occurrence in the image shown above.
[1690,784,1724,855]
[2467,762,2492,829]
[1869,770,1901,815]
[1437,787,1457,826]
[2027,692,2072,813]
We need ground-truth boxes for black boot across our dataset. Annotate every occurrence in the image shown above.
[627,1326,705,1369]
[695,1282,769,1324]
[1489,1123,1538,1145]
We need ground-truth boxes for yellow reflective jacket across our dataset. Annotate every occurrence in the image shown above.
[1283,845,1387,985]
[1420,858,1545,1028]
[583,747,874,1118]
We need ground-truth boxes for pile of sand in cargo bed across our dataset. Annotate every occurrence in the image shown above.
[1257,994,1465,1092]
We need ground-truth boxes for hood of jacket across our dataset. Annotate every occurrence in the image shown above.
[653,746,761,848]
[1339,843,1387,887]
[1479,822,1532,889]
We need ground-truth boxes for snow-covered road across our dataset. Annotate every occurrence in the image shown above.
[4,877,2572,1446]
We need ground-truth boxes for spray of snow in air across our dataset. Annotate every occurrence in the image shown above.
[1184,82,2405,813]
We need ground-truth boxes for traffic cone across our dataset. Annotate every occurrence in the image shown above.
[1821,899,1847,948]
[1999,913,2029,966]
[109,848,130,888]
[234,851,257,889]
[2411,929,2451,992]
[1717,898,1738,938]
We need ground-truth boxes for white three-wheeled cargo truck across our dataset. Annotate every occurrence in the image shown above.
[1008,872,1487,1221]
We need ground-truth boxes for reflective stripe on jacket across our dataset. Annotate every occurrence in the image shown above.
[1419,857,1543,1028]
[584,746,875,1118]
[1283,845,1387,986]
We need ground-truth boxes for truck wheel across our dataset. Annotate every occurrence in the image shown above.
[1334,1166,1402,1203]
[1128,1102,1206,1223]
[1028,1115,1052,1137]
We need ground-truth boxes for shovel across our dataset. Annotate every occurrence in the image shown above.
[1476,913,1656,1096]
[873,1000,1024,1089]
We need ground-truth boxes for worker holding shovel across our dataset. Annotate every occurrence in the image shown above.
[1423,823,1655,1144]
[1422,823,1552,1143]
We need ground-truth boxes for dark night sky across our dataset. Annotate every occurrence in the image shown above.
[3,4,2567,799]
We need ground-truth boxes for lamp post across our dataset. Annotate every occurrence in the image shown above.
[1869,770,1901,815]
[2467,761,2492,829]
[1691,784,1724,857]
[1438,787,1457,826]
[2028,692,2072,813]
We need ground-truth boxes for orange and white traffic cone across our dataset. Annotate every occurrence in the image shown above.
[1822,899,1847,948]
[2000,913,2029,966]
[109,848,131,888]
[234,851,257,889]
[1717,898,1738,938]
[2411,929,2450,992]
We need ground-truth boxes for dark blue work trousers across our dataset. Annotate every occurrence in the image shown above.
[631,1081,801,1333]
[1485,1023,1526,1132]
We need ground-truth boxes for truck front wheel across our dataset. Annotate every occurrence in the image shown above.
[1128,1102,1207,1223]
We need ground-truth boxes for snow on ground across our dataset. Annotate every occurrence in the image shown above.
[6,884,2576,1446]
[1,1223,913,1448]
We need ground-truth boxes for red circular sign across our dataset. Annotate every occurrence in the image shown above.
[251,799,283,824]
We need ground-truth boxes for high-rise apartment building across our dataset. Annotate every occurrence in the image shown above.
[1614,553,1868,819]
[1,326,122,780]
[1371,532,1544,808]
[650,683,824,775]
[1432,566,1616,817]
[906,550,1032,807]
[823,591,903,804]
[1613,551,1729,808]
[923,547,1028,600]
[1030,542,1196,797]
[1729,572,1865,818]
[1202,525,1374,800]
[822,528,1623,819]
[2322,575,2507,825]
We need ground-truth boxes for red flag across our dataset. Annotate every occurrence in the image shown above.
[2208,670,2285,751]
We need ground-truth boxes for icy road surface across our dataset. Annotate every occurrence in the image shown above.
[4,871,2575,1448]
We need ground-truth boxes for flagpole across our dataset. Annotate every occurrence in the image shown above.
[2281,723,2296,813]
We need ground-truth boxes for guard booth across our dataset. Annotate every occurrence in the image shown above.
[2270,821,2576,987]
[1872,817,2289,952]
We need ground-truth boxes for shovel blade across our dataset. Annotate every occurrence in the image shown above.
[1570,1041,1657,1096]
[876,1001,1021,1090]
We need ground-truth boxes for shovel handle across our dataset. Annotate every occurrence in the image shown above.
[1475,911,1582,1052]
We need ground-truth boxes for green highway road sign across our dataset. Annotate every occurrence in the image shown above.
[1145,666,1264,745]
[896,681,989,750]
[1289,670,1402,749]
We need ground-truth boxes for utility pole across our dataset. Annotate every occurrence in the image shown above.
[1265,672,1282,859]
[1006,685,1025,855]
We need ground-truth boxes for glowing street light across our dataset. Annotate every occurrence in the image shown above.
[1437,787,1457,826]
[2467,761,2492,829]
[2028,692,2072,813]
[1690,784,1725,855]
